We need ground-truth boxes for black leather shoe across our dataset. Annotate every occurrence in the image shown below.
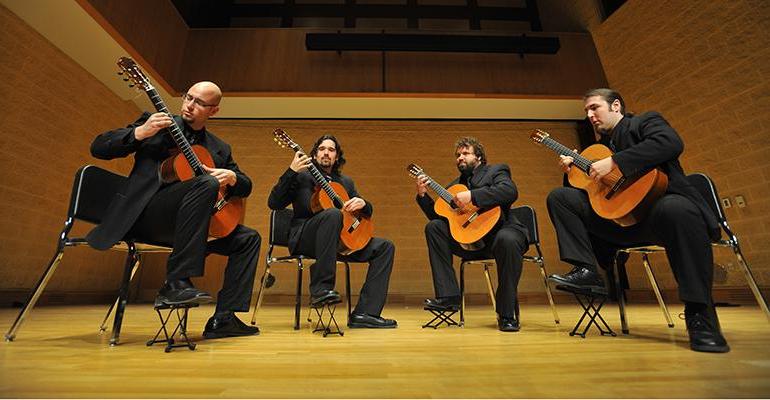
[311,290,341,306]
[548,266,605,291]
[424,296,461,311]
[203,313,259,339]
[685,308,730,353]
[348,313,398,328]
[156,279,213,305]
[498,316,520,332]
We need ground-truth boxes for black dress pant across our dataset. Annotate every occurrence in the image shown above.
[546,187,713,305]
[424,219,528,319]
[130,175,261,313]
[293,208,395,316]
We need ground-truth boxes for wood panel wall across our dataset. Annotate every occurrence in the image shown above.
[80,0,608,96]
[179,29,607,95]
[80,0,189,91]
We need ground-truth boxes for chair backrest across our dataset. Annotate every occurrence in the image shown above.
[269,208,294,247]
[510,205,538,246]
[686,173,726,225]
[68,165,128,225]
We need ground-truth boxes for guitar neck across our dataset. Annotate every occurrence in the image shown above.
[423,174,455,205]
[293,145,345,207]
[146,88,205,176]
[539,136,592,174]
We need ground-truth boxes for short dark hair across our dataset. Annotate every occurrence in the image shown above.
[454,136,487,165]
[310,134,346,174]
[584,88,626,114]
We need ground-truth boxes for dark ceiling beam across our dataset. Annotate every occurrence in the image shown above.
[306,33,560,54]
[467,0,480,30]
[281,0,295,28]
[525,0,542,31]
[171,0,233,28]
[344,0,356,28]
[406,0,418,29]
[227,4,532,21]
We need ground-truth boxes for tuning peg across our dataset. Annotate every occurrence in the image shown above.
[123,77,129,82]
[129,83,135,87]
[117,71,123,75]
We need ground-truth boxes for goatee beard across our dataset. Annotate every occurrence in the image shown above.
[457,163,474,176]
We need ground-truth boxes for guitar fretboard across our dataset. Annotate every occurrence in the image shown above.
[291,144,344,208]
[538,136,592,174]
[422,173,455,206]
[146,88,204,176]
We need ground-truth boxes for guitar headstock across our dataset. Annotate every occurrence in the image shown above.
[406,163,425,179]
[116,57,153,91]
[530,129,550,144]
[273,128,301,152]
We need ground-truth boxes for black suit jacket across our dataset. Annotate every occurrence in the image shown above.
[416,163,529,239]
[267,165,373,253]
[85,112,252,250]
[608,112,720,240]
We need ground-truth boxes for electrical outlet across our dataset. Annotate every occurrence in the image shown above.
[721,197,732,209]
[735,195,746,208]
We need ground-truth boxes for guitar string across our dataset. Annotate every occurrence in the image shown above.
[148,89,204,175]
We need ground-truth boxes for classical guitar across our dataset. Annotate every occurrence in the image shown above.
[530,129,668,226]
[407,164,501,251]
[272,128,373,255]
[116,57,244,238]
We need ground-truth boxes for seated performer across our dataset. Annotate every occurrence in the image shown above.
[87,81,261,339]
[416,137,529,331]
[268,134,397,328]
[546,88,729,352]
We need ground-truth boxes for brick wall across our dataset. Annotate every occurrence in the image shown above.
[591,0,770,294]
[0,4,140,304]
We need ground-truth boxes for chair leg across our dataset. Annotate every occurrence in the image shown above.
[537,260,560,324]
[109,244,138,346]
[460,261,466,327]
[294,260,303,330]
[345,262,352,323]
[733,245,770,322]
[4,234,69,342]
[483,264,497,313]
[250,264,272,325]
[100,256,142,333]
[641,254,674,328]
[614,252,630,334]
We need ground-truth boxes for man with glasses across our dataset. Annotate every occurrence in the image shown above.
[87,81,262,339]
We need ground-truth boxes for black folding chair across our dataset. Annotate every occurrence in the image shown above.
[250,209,353,336]
[613,173,770,334]
[458,205,561,326]
[4,165,173,346]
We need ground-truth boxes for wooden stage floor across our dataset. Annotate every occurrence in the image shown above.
[0,303,768,398]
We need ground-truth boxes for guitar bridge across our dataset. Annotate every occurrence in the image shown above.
[605,177,627,200]
[347,217,361,233]
[462,211,479,228]
[214,198,228,211]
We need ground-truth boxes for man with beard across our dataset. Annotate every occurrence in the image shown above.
[88,81,261,339]
[546,88,729,353]
[415,137,529,331]
[268,134,397,328]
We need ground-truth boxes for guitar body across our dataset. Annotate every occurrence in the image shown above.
[159,144,244,238]
[567,144,668,227]
[310,181,374,255]
[433,184,501,249]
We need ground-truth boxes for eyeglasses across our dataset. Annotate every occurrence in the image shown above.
[181,93,218,108]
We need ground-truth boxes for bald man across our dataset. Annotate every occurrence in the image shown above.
[87,82,261,339]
